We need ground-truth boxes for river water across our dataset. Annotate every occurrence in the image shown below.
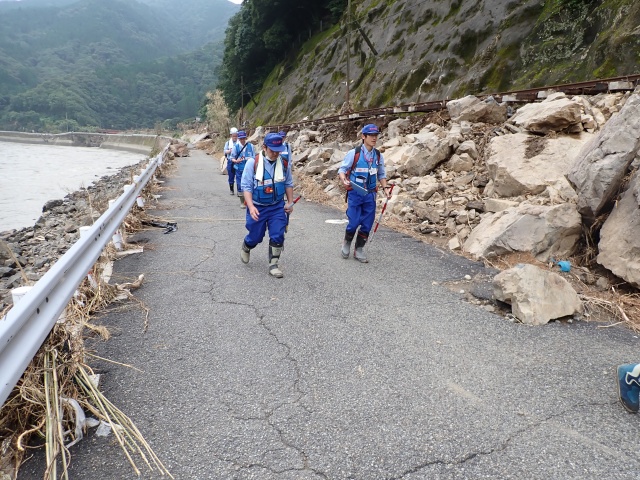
[0,142,147,232]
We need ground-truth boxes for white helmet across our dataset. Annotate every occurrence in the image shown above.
[230,127,238,134]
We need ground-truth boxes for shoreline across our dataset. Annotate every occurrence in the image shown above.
[0,131,173,155]
[0,159,148,312]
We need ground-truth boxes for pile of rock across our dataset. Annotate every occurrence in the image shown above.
[285,87,640,324]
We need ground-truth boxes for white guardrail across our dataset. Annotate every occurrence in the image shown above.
[0,146,168,407]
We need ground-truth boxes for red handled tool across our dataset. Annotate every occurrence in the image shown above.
[369,185,394,243]
[285,195,302,233]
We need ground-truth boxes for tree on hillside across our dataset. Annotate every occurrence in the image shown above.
[218,0,347,112]
[205,89,230,147]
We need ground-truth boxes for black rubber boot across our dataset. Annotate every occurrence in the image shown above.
[229,184,235,195]
[354,232,368,263]
[341,231,355,259]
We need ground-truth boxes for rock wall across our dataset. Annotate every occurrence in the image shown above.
[246,0,639,125]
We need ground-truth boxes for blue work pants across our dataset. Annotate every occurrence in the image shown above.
[346,191,376,235]
[244,201,287,247]
[227,158,235,185]
[235,166,245,193]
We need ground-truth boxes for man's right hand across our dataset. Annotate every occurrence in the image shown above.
[248,205,259,221]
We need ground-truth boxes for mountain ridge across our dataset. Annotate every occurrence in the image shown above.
[0,0,239,131]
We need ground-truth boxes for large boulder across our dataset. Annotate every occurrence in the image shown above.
[383,144,413,167]
[463,203,582,262]
[486,133,591,198]
[398,134,451,176]
[248,126,264,143]
[597,175,640,287]
[387,118,410,139]
[456,140,478,160]
[304,147,334,174]
[304,158,327,174]
[415,175,440,201]
[448,153,474,173]
[447,96,480,120]
[458,97,507,124]
[509,98,583,133]
[493,264,583,325]
[567,89,640,220]
[447,95,507,123]
[293,134,310,150]
[321,161,344,181]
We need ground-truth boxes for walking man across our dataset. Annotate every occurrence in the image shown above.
[278,130,293,164]
[224,127,238,195]
[338,124,392,263]
[231,130,255,208]
[240,133,295,278]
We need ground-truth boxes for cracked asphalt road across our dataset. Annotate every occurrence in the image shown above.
[19,149,640,479]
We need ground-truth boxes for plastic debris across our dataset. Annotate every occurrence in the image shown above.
[60,397,86,447]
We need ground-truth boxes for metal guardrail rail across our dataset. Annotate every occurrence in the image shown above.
[264,74,640,131]
[0,146,168,407]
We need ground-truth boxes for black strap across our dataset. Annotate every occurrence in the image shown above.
[234,142,249,160]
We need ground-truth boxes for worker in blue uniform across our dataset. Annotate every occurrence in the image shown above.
[618,363,640,413]
[240,133,295,278]
[278,130,293,164]
[338,124,392,263]
[231,130,255,208]
[224,127,238,195]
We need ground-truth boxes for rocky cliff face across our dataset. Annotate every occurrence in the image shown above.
[246,0,639,125]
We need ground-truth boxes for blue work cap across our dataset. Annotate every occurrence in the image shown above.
[362,123,380,135]
[278,130,287,138]
[361,124,379,135]
[237,130,247,139]
[264,133,286,152]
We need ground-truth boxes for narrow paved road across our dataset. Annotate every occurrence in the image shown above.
[20,149,640,479]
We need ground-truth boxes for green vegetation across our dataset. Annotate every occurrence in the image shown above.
[451,27,493,63]
[478,43,520,92]
[444,0,462,21]
[0,0,238,132]
[218,0,348,112]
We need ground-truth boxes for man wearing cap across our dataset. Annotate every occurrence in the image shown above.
[224,127,239,195]
[278,130,293,164]
[231,130,255,208]
[240,133,295,278]
[338,123,392,263]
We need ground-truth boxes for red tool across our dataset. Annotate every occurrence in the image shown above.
[369,185,394,243]
[285,195,302,233]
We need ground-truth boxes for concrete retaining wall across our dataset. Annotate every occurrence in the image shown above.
[0,131,173,155]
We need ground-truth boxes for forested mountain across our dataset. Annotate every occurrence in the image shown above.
[0,0,238,132]
[219,0,347,112]
[220,0,639,125]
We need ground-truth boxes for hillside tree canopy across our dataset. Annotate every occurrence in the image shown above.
[219,0,347,113]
